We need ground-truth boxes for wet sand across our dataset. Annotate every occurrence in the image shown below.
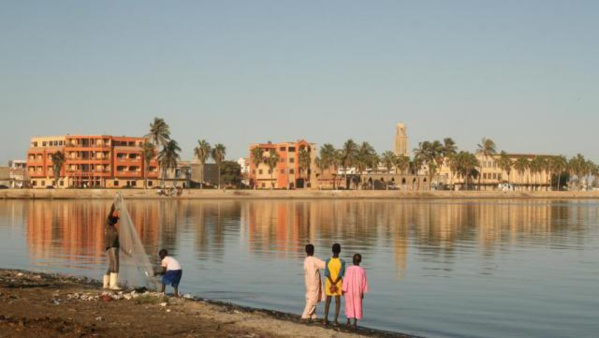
[0,269,412,338]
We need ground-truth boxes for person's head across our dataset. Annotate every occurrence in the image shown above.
[159,249,168,259]
[332,243,341,256]
[353,253,362,265]
[108,215,119,226]
[305,244,315,256]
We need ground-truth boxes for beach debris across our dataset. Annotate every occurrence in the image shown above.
[160,302,167,307]
[95,317,103,321]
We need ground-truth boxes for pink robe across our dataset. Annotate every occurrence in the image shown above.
[302,256,326,319]
[342,265,369,319]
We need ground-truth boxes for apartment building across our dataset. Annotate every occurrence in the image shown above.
[27,135,160,188]
[249,140,316,189]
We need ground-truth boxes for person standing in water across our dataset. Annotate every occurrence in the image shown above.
[103,202,121,290]
[323,243,345,326]
[156,249,183,297]
[342,253,369,330]
[301,244,326,320]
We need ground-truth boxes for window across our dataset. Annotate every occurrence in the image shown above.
[60,181,64,187]
[261,183,265,188]
[280,158,285,163]
[288,147,296,152]
[259,169,263,175]
[289,158,295,163]
[114,180,119,186]
[289,169,295,174]
[42,142,47,147]
[41,181,45,186]
[279,147,286,151]
[148,181,153,187]
[268,169,272,174]
[32,181,37,186]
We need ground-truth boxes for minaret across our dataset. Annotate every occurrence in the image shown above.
[394,123,409,157]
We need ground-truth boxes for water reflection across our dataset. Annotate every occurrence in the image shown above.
[1,199,599,337]
[6,199,593,277]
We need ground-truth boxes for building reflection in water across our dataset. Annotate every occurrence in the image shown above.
[18,199,593,278]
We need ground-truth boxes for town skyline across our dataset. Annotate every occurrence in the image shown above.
[2,1,598,164]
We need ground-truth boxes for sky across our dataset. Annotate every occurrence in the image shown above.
[1,1,598,164]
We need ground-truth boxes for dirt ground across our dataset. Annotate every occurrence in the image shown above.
[0,270,409,338]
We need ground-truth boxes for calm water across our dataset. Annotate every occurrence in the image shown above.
[1,199,598,338]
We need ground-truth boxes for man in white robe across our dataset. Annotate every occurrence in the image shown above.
[302,244,326,319]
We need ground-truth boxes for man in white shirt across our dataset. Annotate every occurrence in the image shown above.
[156,249,183,297]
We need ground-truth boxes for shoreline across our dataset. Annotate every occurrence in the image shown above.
[0,268,413,338]
[2,188,599,200]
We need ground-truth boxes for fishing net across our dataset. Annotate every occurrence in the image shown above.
[114,193,160,290]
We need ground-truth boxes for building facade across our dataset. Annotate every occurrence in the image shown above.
[249,140,316,189]
[27,135,161,188]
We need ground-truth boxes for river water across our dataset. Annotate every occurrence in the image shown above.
[0,199,598,338]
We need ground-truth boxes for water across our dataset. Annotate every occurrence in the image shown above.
[1,199,598,338]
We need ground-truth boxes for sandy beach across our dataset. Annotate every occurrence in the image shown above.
[0,269,410,338]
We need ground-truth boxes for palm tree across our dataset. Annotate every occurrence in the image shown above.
[298,147,311,188]
[146,118,171,187]
[568,154,587,190]
[442,138,458,158]
[381,151,396,174]
[141,142,155,189]
[51,151,66,188]
[514,157,530,190]
[319,143,337,189]
[413,140,443,190]
[355,142,375,189]
[266,149,280,189]
[193,140,211,189]
[497,151,513,186]
[146,117,171,147]
[157,140,181,187]
[211,143,227,189]
[250,146,264,189]
[341,139,358,189]
[476,137,497,190]
[529,156,545,190]
[454,151,479,190]
[549,155,568,191]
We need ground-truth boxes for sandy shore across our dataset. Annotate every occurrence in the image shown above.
[1,188,599,200]
[0,269,410,338]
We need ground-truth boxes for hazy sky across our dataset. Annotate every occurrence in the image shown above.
[1,1,598,164]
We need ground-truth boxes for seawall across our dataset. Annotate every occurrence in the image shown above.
[2,188,599,200]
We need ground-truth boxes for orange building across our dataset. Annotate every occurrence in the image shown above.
[27,135,159,188]
[248,140,316,189]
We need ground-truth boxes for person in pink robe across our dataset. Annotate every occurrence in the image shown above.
[342,253,369,329]
[302,244,326,319]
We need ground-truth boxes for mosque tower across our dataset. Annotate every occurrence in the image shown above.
[394,123,409,157]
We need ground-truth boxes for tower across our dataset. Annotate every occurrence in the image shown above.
[394,123,409,157]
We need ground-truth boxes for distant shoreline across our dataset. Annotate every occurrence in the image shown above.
[2,188,599,200]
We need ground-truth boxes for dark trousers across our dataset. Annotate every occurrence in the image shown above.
[106,247,119,274]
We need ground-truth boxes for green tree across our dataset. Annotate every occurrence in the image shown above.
[568,154,587,190]
[220,161,242,188]
[146,117,171,147]
[193,140,211,189]
[51,151,66,188]
[266,149,280,189]
[298,147,311,188]
[157,140,181,187]
[319,143,337,189]
[211,143,227,189]
[341,139,358,189]
[548,155,568,191]
[141,142,156,189]
[250,146,264,189]
[514,157,530,190]
[381,151,396,174]
[476,137,497,190]
[497,151,513,185]
[356,142,375,189]
[454,151,479,190]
